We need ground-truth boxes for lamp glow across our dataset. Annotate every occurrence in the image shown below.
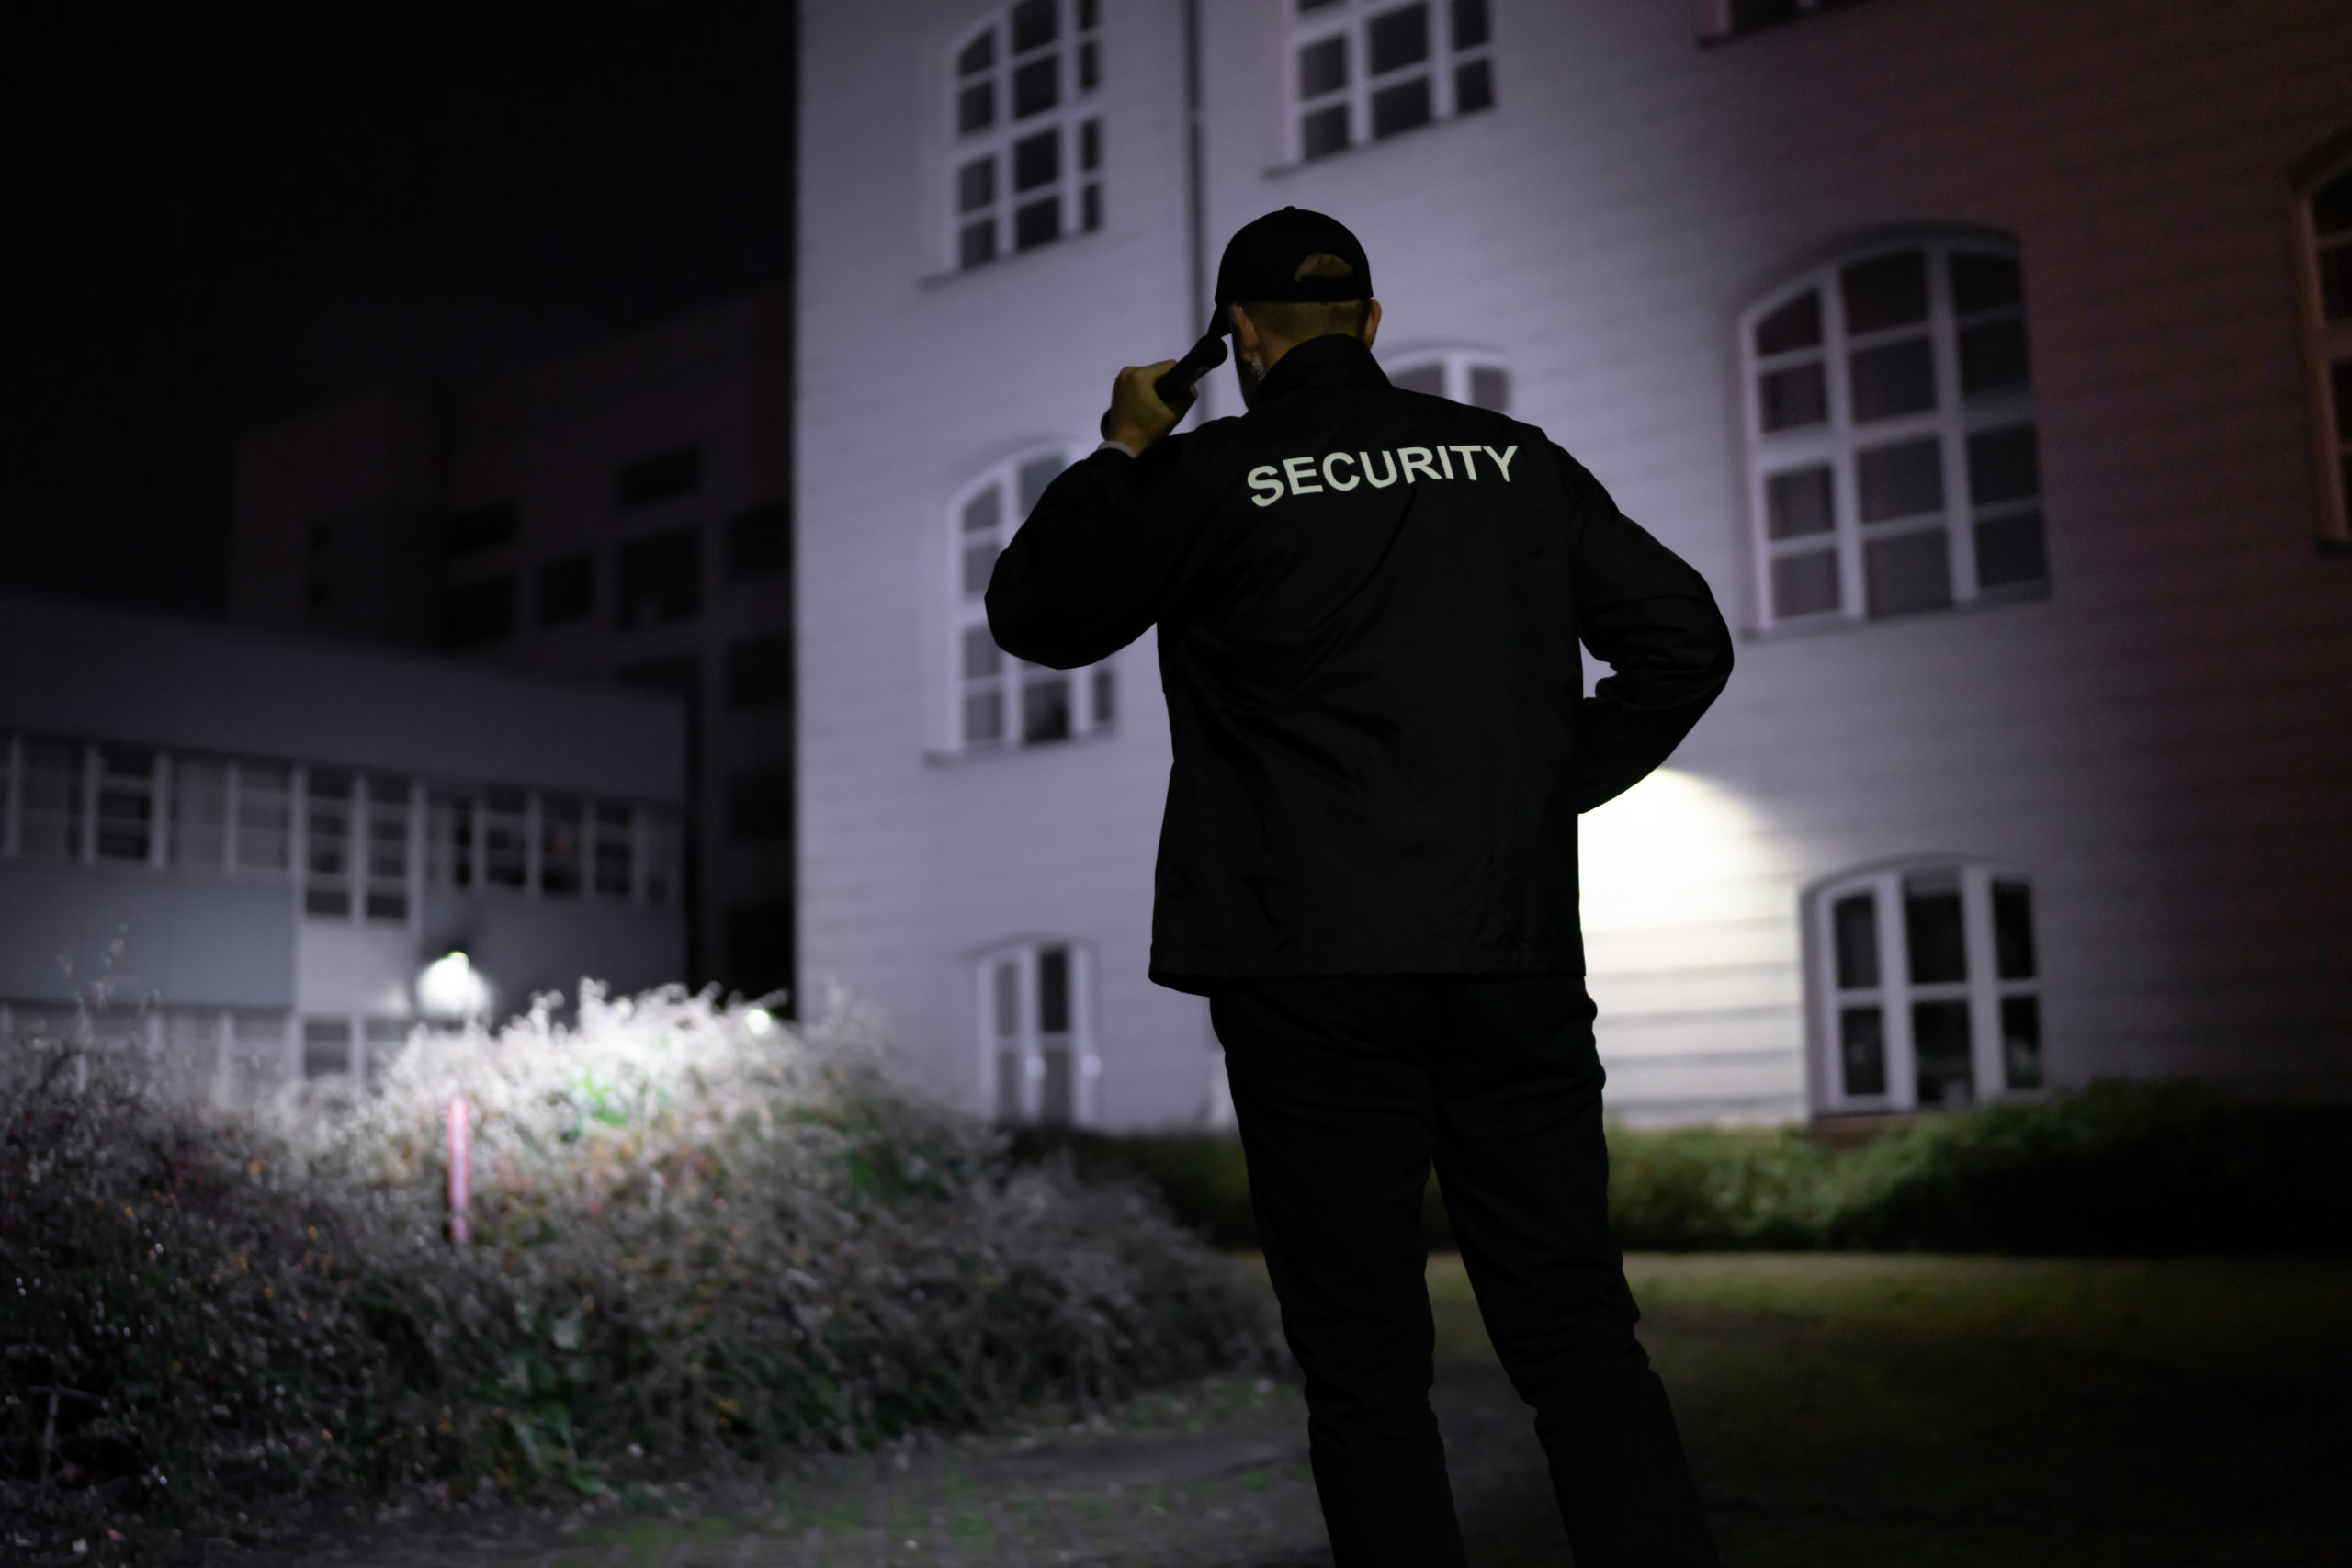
[743,1007,775,1036]
[418,951,491,1021]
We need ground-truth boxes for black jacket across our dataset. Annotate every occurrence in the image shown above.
[987,333,1732,993]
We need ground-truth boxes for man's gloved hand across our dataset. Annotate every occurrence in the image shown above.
[1105,359,1189,453]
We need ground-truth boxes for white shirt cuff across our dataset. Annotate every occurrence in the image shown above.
[1094,438,1137,459]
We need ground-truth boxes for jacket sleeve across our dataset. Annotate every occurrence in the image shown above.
[985,436,1215,670]
[1559,446,1736,812]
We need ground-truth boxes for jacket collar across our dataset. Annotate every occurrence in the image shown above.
[1254,333,1389,403]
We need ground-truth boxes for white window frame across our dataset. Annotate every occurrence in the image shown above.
[1288,0,1497,165]
[1381,348,1510,412]
[948,0,1104,271]
[974,938,1099,1126]
[2291,134,2352,546]
[948,447,1115,755]
[1740,232,2047,632]
[1805,861,2044,1116]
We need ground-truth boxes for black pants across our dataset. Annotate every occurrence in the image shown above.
[1210,974,1718,1568]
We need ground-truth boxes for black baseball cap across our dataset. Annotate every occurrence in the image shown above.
[1208,207,1374,335]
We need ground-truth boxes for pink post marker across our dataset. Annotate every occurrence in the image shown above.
[447,1098,471,1246]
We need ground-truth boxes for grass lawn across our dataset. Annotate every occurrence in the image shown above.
[1426,1252,2352,1566]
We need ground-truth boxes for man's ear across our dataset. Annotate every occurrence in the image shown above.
[1228,303,1260,359]
[1361,299,1383,350]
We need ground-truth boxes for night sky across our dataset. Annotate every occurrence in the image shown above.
[6,6,797,620]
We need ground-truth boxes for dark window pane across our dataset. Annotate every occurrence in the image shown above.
[1079,0,1097,29]
[1468,366,1509,411]
[1839,1008,1886,1097]
[1080,118,1100,170]
[1754,291,1822,356]
[615,446,702,510]
[1959,316,2031,396]
[444,498,519,558]
[2311,170,2352,237]
[1019,454,1066,511]
[1091,665,1116,728]
[963,542,998,598]
[614,525,701,631]
[1771,549,1841,618]
[1038,945,1070,1032]
[1082,182,1102,231]
[1832,893,1879,989]
[536,552,594,626]
[302,1018,352,1079]
[1080,39,1098,91]
[2000,996,2042,1089]
[725,767,792,843]
[1300,0,1345,9]
[726,900,795,1008]
[1841,251,1929,334]
[1973,511,2048,589]
[1992,880,2036,979]
[1371,76,1432,139]
[305,886,349,919]
[2333,358,2352,443]
[1904,871,1967,983]
[957,30,994,75]
[964,486,1001,534]
[1391,363,1444,396]
[1299,35,1347,97]
[1767,465,1835,538]
[1949,252,2023,314]
[1865,529,1951,616]
[2319,245,2352,322]
[1012,0,1057,52]
[1911,1000,1975,1107]
[1014,130,1058,192]
[1454,58,1494,114]
[724,633,792,710]
[1013,57,1057,118]
[1849,337,1938,422]
[965,689,1004,744]
[1453,0,1490,49]
[960,220,997,269]
[959,81,994,134]
[1966,423,2041,505]
[437,574,517,649]
[1758,362,1827,431]
[1858,436,1945,523]
[1022,676,1072,743]
[724,501,790,581]
[1302,104,1350,159]
[958,157,995,212]
[1368,4,1430,73]
[1015,196,1061,250]
[963,624,1002,679]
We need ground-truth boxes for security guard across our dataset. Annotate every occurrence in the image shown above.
[988,209,1729,1567]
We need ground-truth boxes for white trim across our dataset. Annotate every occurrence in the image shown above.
[974,936,1100,1126]
[1287,0,1498,165]
[946,0,1104,271]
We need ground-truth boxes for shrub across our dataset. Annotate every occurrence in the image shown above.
[0,987,1276,1555]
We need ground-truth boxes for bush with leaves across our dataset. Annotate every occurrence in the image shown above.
[0,985,1277,1555]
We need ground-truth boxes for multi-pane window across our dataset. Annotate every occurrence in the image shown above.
[1292,0,1496,163]
[362,776,413,920]
[952,450,1114,750]
[304,771,407,922]
[235,763,293,872]
[14,738,84,859]
[539,795,583,898]
[94,746,157,863]
[978,939,1095,1126]
[1743,236,2047,629]
[952,0,1102,269]
[2298,150,2352,543]
[304,770,354,918]
[1385,351,1510,412]
[169,756,230,869]
[1812,863,2042,1113]
[426,787,675,906]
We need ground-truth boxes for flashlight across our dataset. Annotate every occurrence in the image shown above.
[1099,332,1230,439]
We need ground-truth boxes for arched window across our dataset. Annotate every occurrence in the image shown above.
[951,0,1102,270]
[1291,0,1497,163]
[950,449,1115,750]
[976,938,1097,1125]
[1741,233,2047,629]
[1383,349,1510,412]
[2292,133,2352,544]
[1806,861,2042,1114]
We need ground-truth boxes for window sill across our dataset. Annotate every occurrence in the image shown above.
[923,725,1119,767]
[1261,102,1496,180]
[919,226,1110,292]
[1740,580,2052,643]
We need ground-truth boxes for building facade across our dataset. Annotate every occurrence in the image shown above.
[0,592,685,1099]
[232,288,797,1005]
[794,0,2352,1126]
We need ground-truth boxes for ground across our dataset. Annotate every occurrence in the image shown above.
[242,1253,2351,1567]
